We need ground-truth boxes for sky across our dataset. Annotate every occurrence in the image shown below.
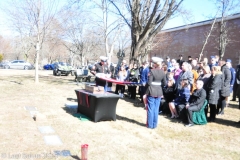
[164,0,217,29]
[0,0,218,37]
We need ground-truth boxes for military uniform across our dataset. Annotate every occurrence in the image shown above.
[91,56,110,88]
[145,57,166,129]
[94,62,110,87]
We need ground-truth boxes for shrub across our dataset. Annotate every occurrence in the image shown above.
[0,54,3,62]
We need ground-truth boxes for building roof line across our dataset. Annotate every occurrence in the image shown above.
[162,13,240,33]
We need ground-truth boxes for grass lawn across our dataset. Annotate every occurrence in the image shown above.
[0,69,239,160]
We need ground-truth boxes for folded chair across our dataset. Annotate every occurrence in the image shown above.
[192,100,208,125]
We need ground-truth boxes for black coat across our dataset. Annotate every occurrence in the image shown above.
[129,68,139,82]
[163,84,177,102]
[207,74,222,105]
[221,64,231,97]
[110,65,115,78]
[145,68,166,97]
[94,62,110,87]
[189,88,206,109]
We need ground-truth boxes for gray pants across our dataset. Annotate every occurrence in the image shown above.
[187,105,200,124]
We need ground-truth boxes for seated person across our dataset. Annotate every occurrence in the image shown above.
[185,80,206,127]
[162,73,177,114]
[168,79,191,119]
[163,73,176,101]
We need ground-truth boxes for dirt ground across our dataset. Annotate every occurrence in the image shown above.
[0,69,240,160]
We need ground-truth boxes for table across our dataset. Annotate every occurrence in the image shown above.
[75,89,120,122]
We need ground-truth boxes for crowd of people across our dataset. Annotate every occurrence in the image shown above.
[90,55,240,129]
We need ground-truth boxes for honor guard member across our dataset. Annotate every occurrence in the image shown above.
[145,57,166,129]
[90,56,110,88]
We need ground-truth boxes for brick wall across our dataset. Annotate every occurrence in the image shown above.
[150,15,240,68]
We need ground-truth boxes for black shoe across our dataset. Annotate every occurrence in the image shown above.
[208,118,212,122]
[218,111,224,115]
[208,118,215,122]
[185,124,194,127]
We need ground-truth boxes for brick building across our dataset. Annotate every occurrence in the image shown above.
[150,13,240,68]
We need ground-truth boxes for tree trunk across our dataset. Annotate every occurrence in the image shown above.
[35,41,40,83]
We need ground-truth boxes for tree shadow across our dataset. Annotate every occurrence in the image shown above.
[116,114,146,127]
[9,81,23,85]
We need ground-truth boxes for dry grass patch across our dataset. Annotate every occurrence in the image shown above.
[0,69,239,160]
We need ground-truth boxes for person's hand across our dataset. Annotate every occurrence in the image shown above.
[186,103,190,109]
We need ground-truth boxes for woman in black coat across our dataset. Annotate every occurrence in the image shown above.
[162,73,177,115]
[207,66,222,122]
[217,62,231,114]
[128,63,139,99]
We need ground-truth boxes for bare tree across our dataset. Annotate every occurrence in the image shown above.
[109,0,184,62]
[61,16,85,66]
[0,36,12,60]
[198,11,219,62]
[90,0,125,63]
[2,0,62,83]
[59,0,90,67]
[212,0,240,60]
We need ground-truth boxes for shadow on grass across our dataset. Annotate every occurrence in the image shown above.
[62,106,78,115]
[67,98,78,102]
[215,118,240,128]
[227,103,240,110]
[9,80,23,85]
[1,74,78,85]
[120,94,144,108]
[116,114,146,127]
[70,155,80,160]
[62,106,91,122]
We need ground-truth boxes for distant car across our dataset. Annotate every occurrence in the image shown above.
[43,64,55,70]
[3,60,33,70]
[52,62,74,76]
[0,62,8,68]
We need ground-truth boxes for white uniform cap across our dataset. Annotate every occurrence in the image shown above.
[151,57,163,63]
[100,56,108,62]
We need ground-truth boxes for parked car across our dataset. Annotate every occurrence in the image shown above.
[3,60,33,70]
[43,64,55,70]
[52,62,74,76]
[0,62,8,68]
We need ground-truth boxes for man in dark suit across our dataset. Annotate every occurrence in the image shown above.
[177,54,184,68]
[185,80,206,127]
